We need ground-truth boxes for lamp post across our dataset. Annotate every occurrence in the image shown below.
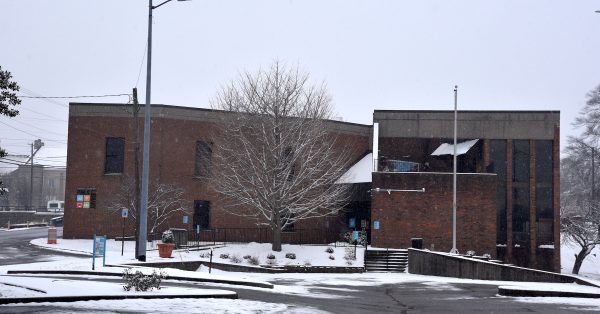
[137,0,189,262]
[450,86,459,254]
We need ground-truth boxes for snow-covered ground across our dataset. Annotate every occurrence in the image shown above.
[28,238,364,268]
[561,240,600,282]
[1,234,600,312]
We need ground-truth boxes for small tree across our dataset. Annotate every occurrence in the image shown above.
[108,175,190,236]
[0,66,22,195]
[209,61,353,251]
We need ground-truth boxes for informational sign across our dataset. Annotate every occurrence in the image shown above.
[352,231,359,241]
[183,215,189,224]
[196,224,200,234]
[92,234,107,270]
[121,208,129,218]
[349,218,356,229]
[374,220,380,230]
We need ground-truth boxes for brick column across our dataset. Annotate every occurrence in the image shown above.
[553,124,561,272]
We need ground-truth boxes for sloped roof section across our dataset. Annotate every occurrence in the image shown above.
[431,139,479,156]
[336,153,373,184]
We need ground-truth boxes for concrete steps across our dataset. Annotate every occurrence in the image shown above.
[364,249,408,272]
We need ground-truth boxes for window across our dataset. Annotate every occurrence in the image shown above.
[536,140,554,219]
[193,200,210,229]
[194,141,212,177]
[490,140,507,243]
[512,140,530,240]
[104,137,125,174]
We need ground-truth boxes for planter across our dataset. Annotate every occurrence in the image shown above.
[157,243,175,258]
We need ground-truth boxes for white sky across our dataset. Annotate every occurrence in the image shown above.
[1,0,599,170]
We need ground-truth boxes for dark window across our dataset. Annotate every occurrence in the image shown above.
[512,140,530,239]
[490,140,507,243]
[536,141,554,220]
[284,147,295,181]
[104,137,125,174]
[193,200,210,229]
[194,141,212,177]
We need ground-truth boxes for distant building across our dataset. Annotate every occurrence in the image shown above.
[63,103,559,272]
[0,165,66,211]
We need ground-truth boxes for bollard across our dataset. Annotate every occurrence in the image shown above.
[48,228,57,244]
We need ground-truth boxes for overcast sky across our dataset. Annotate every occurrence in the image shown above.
[1,0,599,171]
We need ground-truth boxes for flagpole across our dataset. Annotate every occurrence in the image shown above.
[451,85,459,254]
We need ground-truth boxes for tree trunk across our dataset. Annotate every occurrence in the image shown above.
[572,248,590,275]
[272,227,282,251]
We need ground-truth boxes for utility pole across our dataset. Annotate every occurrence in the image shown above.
[132,87,141,258]
[28,139,44,210]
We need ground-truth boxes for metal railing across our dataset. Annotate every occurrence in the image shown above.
[150,228,355,248]
[374,159,421,173]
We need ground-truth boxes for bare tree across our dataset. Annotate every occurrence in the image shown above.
[209,62,353,251]
[108,175,189,235]
[561,137,600,274]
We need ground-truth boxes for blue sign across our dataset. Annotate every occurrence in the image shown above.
[352,231,359,241]
[374,220,380,230]
[183,215,189,224]
[196,225,200,234]
[349,218,356,229]
[92,234,107,270]
[121,208,128,218]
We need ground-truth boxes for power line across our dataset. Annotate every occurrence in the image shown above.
[0,120,67,143]
[18,93,131,99]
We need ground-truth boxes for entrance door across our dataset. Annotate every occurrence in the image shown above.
[193,200,210,230]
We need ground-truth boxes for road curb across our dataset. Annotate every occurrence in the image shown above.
[498,286,600,298]
[0,291,238,305]
[6,269,274,289]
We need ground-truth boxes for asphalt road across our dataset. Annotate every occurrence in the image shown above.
[0,228,597,313]
[0,227,85,265]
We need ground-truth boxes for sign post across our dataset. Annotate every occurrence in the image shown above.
[121,208,129,256]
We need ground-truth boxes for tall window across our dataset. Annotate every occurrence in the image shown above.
[194,141,212,177]
[104,137,125,174]
[536,140,554,244]
[490,140,507,244]
[512,140,530,239]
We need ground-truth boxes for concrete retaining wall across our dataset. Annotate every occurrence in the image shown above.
[408,249,596,286]
[0,211,62,228]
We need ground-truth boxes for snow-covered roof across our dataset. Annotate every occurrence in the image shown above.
[431,139,479,156]
[336,153,373,184]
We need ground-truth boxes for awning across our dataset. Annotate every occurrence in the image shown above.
[336,153,372,184]
[431,139,479,156]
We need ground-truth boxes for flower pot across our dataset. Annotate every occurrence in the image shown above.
[158,243,175,258]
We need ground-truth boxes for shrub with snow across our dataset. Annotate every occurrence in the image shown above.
[344,247,356,262]
[122,269,166,292]
[266,258,277,266]
[230,255,242,263]
[219,253,230,259]
[303,260,312,266]
[267,253,276,260]
[248,256,260,265]
[466,250,475,256]
[285,253,296,260]
[329,255,335,260]
[161,230,175,244]
[325,247,334,253]
[243,255,251,259]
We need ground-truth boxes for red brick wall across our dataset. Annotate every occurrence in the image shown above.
[64,107,370,239]
[371,172,497,256]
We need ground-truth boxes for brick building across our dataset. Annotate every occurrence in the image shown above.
[370,110,560,272]
[63,103,371,241]
[63,104,559,272]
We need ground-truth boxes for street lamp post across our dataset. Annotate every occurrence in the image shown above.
[137,0,189,262]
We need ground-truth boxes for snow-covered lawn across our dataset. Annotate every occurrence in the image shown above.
[561,241,600,282]
[29,238,364,268]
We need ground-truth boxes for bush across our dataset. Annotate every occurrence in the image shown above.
[303,260,312,266]
[483,253,491,259]
[243,255,251,259]
[161,230,175,244]
[266,258,277,266]
[248,256,260,265]
[199,252,210,258]
[219,253,230,259]
[466,250,476,256]
[325,247,334,254]
[285,253,296,260]
[267,253,276,260]
[344,247,356,261]
[329,255,335,260]
[230,255,242,263]
[122,269,166,292]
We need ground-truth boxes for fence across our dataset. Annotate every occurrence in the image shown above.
[150,228,354,248]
